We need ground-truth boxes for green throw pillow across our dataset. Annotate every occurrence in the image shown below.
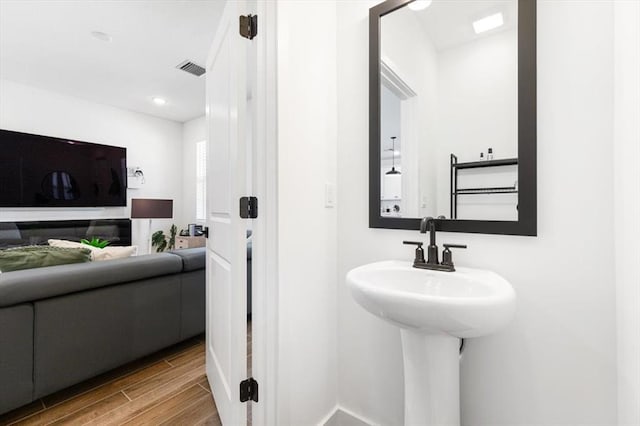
[0,245,92,273]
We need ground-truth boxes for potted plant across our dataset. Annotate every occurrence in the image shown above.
[81,237,110,248]
[151,224,178,252]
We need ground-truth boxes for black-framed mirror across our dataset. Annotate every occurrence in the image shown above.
[369,0,536,236]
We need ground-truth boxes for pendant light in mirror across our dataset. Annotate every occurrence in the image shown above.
[386,136,401,175]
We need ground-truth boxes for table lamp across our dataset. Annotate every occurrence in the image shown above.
[131,198,173,254]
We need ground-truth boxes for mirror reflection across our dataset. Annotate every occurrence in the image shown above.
[379,0,518,221]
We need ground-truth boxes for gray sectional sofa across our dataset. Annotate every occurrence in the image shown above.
[0,247,205,415]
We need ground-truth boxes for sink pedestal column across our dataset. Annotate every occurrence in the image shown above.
[400,330,460,426]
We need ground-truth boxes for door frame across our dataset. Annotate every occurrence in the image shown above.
[255,1,279,423]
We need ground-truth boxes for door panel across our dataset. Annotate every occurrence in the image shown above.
[205,1,248,425]
[208,251,232,395]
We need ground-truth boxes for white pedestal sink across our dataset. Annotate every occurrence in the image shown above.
[346,261,516,426]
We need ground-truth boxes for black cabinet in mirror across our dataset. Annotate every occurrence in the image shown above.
[369,0,536,236]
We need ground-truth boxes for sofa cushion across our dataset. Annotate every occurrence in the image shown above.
[0,304,33,414]
[0,252,183,308]
[33,275,182,398]
[0,246,91,273]
[91,245,138,261]
[170,247,205,272]
[48,239,138,261]
[180,270,206,339]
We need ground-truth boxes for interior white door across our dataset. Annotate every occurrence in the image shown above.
[205,1,249,424]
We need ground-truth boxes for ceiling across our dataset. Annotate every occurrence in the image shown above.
[0,0,224,122]
[396,0,517,51]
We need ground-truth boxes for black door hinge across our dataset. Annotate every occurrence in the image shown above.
[240,377,258,402]
[239,14,258,40]
[240,196,258,219]
[202,227,209,239]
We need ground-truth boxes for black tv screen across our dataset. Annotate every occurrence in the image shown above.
[0,129,127,207]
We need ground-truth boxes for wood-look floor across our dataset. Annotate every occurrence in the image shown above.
[0,336,221,426]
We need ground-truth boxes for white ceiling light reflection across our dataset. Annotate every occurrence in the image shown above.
[473,13,504,34]
[408,0,432,11]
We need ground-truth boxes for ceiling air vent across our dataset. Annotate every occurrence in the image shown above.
[176,60,205,77]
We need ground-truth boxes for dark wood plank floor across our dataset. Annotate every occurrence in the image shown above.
[0,336,221,426]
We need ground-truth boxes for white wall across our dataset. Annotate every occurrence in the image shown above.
[275,1,338,424]
[337,2,617,425]
[437,28,518,164]
[437,29,518,221]
[0,79,184,252]
[182,115,206,225]
[614,1,640,424]
[381,7,439,219]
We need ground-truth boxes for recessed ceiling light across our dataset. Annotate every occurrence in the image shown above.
[408,0,432,11]
[152,97,167,106]
[473,12,504,34]
[90,31,112,42]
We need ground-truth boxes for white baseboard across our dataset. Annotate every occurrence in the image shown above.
[320,405,377,426]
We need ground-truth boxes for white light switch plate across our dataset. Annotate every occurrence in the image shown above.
[325,182,335,208]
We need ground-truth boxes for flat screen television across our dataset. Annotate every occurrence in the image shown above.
[0,129,127,207]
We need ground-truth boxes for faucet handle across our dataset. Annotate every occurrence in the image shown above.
[403,241,426,264]
[442,244,467,268]
[443,244,467,250]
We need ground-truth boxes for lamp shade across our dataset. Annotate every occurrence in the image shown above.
[131,199,173,219]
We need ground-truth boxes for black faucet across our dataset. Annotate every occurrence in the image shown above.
[403,217,467,272]
[420,216,439,265]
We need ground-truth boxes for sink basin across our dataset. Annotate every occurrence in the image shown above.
[346,260,516,338]
[346,260,516,426]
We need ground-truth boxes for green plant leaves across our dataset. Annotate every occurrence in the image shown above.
[151,224,179,252]
[81,237,110,248]
[151,230,168,252]
[168,224,177,250]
